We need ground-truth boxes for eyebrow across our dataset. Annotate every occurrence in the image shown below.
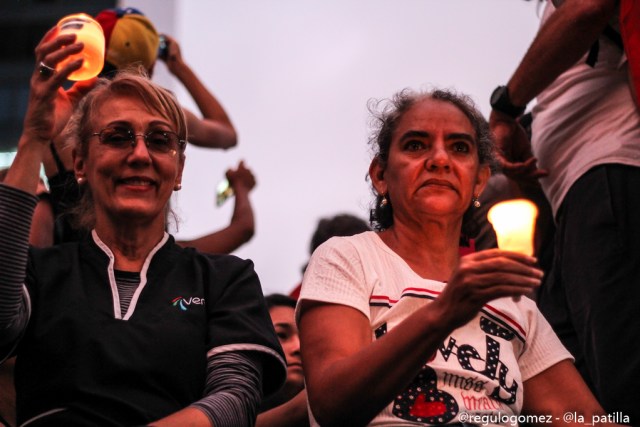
[104,120,131,128]
[398,130,429,142]
[104,120,173,129]
[447,132,476,144]
[273,322,296,330]
[399,130,476,144]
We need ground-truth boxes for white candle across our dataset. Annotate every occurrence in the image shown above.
[487,199,538,256]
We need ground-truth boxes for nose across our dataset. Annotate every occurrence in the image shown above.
[425,142,450,172]
[280,334,300,360]
[288,334,301,356]
[128,134,152,164]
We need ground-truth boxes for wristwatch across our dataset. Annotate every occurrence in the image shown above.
[490,85,526,118]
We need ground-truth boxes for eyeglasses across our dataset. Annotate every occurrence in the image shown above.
[91,127,186,156]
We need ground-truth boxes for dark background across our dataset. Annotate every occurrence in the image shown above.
[0,0,115,152]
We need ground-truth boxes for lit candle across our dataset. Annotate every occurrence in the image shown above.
[56,13,105,81]
[487,199,538,256]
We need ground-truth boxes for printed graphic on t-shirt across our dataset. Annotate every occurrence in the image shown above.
[375,313,522,424]
[393,365,458,424]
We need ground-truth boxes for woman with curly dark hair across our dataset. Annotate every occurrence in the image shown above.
[297,88,614,426]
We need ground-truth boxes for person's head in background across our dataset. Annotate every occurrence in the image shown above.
[309,213,371,255]
[305,213,371,272]
[263,294,303,409]
[289,213,371,299]
[95,7,160,78]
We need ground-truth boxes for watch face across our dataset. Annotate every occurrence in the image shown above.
[490,85,524,118]
[491,86,506,107]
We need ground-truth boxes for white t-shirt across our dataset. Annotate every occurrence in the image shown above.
[298,232,572,426]
[532,1,640,217]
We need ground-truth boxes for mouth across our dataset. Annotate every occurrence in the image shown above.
[422,179,457,192]
[117,176,157,188]
[288,365,303,374]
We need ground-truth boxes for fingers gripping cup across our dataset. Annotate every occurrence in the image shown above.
[487,199,538,256]
[56,13,105,81]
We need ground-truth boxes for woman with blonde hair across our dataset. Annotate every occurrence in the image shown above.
[0,29,284,427]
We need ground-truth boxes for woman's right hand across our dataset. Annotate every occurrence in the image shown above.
[22,27,85,146]
[434,249,544,330]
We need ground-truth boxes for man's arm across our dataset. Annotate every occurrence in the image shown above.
[491,0,617,181]
[160,34,237,150]
[507,0,617,107]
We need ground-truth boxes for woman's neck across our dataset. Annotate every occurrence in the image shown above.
[378,218,462,282]
[94,219,166,272]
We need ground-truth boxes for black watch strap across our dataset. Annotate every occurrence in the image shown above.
[490,85,526,118]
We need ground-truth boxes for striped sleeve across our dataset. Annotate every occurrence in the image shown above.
[0,184,37,350]
[190,351,263,427]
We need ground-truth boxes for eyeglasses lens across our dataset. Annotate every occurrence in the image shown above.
[97,127,181,155]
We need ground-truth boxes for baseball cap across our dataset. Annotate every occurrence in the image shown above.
[95,7,159,73]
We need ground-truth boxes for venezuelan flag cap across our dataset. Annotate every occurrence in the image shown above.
[95,7,159,73]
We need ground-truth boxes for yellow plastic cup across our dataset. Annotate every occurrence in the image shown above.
[487,199,538,256]
[56,13,105,81]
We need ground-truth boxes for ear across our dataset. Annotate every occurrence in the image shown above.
[369,156,387,196]
[473,164,491,198]
[174,154,186,190]
[72,148,86,181]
